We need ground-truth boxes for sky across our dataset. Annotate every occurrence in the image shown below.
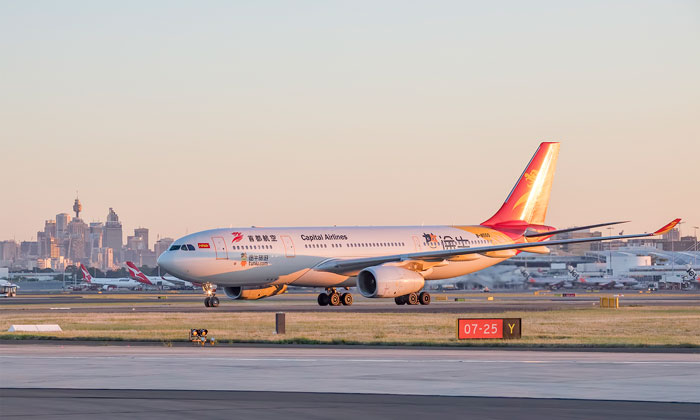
[1,1,698,243]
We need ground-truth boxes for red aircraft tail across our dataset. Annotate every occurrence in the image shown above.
[482,142,560,228]
[79,264,93,283]
[125,261,153,285]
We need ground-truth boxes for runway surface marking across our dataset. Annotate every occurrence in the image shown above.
[2,355,699,365]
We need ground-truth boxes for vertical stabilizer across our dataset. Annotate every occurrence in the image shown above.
[126,261,153,285]
[79,264,93,283]
[482,142,560,226]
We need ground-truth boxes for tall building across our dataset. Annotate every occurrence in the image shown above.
[134,228,149,251]
[126,235,146,251]
[662,228,681,242]
[67,217,88,261]
[73,197,82,219]
[44,219,56,238]
[55,213,71,239]
[88,222,104,262]
[0,240,19,265]
[49,237,60,259]
[20,241,38,259]
[154,237,174,258]
[103,208,123,262]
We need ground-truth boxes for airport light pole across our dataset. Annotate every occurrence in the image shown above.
[694,226,698,267]
[607,227,613,276]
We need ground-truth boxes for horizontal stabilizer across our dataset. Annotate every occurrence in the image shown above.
[518,246,551,254]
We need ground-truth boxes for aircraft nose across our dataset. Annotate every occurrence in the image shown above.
[157,251,174,274]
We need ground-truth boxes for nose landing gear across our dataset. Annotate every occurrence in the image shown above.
[317,288,353,306]
[202,283,219,307]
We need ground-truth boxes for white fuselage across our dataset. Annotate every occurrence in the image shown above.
[157,225,514,289]
[86,277,143,289]
[142,275,193,289]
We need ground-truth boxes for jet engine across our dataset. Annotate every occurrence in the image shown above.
[357,266,425,298]
[223,284,287,300]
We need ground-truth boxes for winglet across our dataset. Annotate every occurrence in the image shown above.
[653,218,681,235]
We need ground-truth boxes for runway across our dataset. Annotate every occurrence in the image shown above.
[3,344,699,418]
[2,389,698,420]
[2,344,699,401]
[3,291,699,314]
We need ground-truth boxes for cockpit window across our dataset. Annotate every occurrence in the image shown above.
[169,245,181,251]
[187,244,195,251]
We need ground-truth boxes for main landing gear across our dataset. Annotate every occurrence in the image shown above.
[202,283,219,308]
[395,291,431,306]
[317,288,353,307]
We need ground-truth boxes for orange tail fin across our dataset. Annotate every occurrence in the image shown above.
[482,142,560,227]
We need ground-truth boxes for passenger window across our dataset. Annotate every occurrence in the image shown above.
[169,245,180,251]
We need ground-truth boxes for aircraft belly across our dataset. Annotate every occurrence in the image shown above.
[292,269,352,287]
[424,257,506,280]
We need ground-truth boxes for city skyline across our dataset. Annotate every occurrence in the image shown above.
[1,2,698,242]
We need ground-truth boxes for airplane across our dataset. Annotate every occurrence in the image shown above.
[577,275,638,289]
[125,261,194,290]
[0,279,19,297]
[156,142,681,308]
[519,266,576,290]
[658,266,699,290]
[79,263,144,291]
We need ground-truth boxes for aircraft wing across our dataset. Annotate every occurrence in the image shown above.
[314,219,680,276]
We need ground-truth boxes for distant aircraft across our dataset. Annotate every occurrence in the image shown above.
[659,266,699,290]
[79,263,143,291]
[125,261,193,290]
[577,276,638,289]
[0,279,19,297]
[157,142,681,308]
[519,266,576,290]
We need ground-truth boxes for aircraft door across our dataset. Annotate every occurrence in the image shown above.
[212,236,228,260]
[281,235,295,257]
[412,235,422,251]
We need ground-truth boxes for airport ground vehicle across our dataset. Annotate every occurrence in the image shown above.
[157,142,679,308]
[0,280,18,297]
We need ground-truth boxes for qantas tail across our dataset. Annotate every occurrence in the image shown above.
[125,261,153,285]
[482,142,560,227]
[79,264,93,283]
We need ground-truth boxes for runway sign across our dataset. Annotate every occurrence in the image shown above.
[457,318,521,339]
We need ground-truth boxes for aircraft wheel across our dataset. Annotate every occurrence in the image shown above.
[341,293,353,306]
[204,297,211,307]
[407,292,419,305]
[210,296,220,307]
[394,296,406,305]
[329,292,341,306]
[419,292,431,305]
[317,293,330,306]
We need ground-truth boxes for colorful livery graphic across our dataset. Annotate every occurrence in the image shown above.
[157,142,680,308]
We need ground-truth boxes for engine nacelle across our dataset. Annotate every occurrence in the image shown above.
[357,266,425,298]
[223,284,287,300]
